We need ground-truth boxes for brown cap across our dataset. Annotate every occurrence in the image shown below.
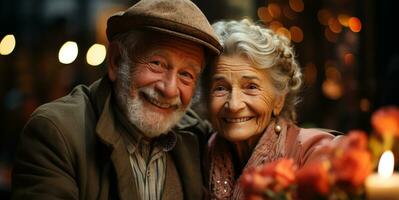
[106,0,222,55]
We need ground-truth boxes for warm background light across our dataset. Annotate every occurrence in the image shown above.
[290,26,304,43]
[318,9,332,26]
[325,27,338,43]
[283,5,296,20]
[269,20,283,32]
[360,98,370,112]
[289,0,304,13]
[276,27,291,40]
[328,18,342,33]
[378,151,395,178]
[268,3,281,18]
[0,34,16,55]
[258,6,273,22]
[338,14,350,27]
[304,62,317,85]
[58,41,78,64]
[86,44,106,66]
[348,17,362,32]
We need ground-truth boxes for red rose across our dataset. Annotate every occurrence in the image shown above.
[241,159,298,199]
[241,167,273,194]
[296,160,331,200]
[343,130,369,150]
[332,148,372,188]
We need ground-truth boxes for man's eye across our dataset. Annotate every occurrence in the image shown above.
[150,61,161,66]
[180,71,194,79]
[148,60,165,72]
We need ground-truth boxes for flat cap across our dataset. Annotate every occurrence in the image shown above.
[106,0,222,55]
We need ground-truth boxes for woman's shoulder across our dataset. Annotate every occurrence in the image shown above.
[285,124,345,166]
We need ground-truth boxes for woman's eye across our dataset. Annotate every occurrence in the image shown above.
[247,83,259,90]
[214,86,226,91]
[212,85,228,96]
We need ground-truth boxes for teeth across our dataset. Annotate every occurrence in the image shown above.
[147,97,172,109]
[224,117,252,123]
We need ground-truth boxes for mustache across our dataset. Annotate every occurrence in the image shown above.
[139,87,182,109]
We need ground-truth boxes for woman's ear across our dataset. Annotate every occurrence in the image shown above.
[107,42,121,82]
[273,94,286,116]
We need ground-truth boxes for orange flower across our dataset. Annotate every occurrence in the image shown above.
[241,167,273,194]
[371,106,399,137]
[259,159,297,192]
[343,130,369,150]
[296,160,331,200]
[240,159,297,198]
[332,148,372,188]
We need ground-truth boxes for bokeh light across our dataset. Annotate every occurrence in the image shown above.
[338,14,350,27]
[276,27,291,40]
[304,62,317,85]
[348,17,362,32]
[322,79,342,100]
[360,98,370,112]
[283,5,296,20]
[324,27,338,43]
[58,41,78,64]
[328,18,342,33]
[344,53,355,66]
[289,0,304,13]
[325,66,341,81]
[269,20,283,32]
[290,26,304,43]
[86,44,106,66]
[268,3,282,18]
[258,6,273,22]
[0,34,16,55]
[318,9,333,26]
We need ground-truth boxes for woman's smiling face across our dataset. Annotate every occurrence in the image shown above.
[209,55,284,142]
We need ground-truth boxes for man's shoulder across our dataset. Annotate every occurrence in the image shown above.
[32,84,92,119]
[26,83,99,139]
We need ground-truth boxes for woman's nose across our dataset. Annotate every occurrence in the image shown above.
[225,89,245,112]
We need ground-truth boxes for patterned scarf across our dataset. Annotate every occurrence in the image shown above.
[207,119,290,200]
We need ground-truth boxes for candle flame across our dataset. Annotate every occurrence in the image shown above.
[378,150,394,178]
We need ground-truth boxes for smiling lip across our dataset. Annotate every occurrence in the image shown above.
[141,92,177,110]
[223,117,253,123]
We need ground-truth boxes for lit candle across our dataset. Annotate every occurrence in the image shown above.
[366,150,399,200]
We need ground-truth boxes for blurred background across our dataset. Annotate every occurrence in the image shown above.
[0,0,398,198]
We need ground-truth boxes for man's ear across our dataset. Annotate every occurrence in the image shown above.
[273,94,286,116]
[107,42,121,82]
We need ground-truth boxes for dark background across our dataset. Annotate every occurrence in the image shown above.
[1,0,398,198]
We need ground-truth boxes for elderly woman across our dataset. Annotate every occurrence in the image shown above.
[203,19,341,199]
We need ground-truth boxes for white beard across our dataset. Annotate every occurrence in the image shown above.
[114,60,189,138]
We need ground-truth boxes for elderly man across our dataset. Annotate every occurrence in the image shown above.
[11,0,222,199]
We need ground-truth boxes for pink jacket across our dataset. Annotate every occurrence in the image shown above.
[206,119,343,200]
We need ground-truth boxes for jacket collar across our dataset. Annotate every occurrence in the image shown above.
[91,77,203,200]
[94,82,139,200]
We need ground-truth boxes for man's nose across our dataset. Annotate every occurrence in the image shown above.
[155,73,179,98]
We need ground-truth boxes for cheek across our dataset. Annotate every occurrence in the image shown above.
[250,94,275,129]
[132,66,161,88]
[179,85,195,106]
[210,97,224,115]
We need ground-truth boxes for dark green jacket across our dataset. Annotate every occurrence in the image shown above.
[12,77,211,200]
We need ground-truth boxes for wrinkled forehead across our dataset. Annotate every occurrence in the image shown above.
[134,32,205,63]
